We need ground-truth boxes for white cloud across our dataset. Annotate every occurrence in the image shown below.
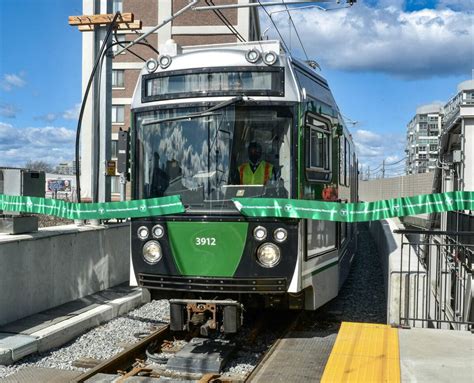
[0,103,20,118]
[0,122,75,168]
[34,113,58,123]
[437,0,471,11]
[1,73,26,91]
[62,103,81,120]
[352,128,407,177]
[264,4,473,78]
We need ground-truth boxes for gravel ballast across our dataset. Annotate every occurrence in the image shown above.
[0,300,169,380]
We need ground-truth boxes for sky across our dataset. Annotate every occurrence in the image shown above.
[0,0,472,177]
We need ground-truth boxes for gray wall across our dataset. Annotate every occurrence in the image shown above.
[0,223,130,326]
[359,172,434,202]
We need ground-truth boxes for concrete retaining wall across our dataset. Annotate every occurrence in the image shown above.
[368,218,403,324]
[359,172,434,202]
[368,218,427,326]
[0,223,130,326]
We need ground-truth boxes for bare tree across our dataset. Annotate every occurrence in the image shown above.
[24,160,54,173]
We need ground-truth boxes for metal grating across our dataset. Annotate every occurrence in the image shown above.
[249,330,337,382]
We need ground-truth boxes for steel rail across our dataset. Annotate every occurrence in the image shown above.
[73,325,170,382]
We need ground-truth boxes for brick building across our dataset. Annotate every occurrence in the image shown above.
[81,0,260,200]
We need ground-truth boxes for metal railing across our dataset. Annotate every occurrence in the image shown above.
[394,229,473,331]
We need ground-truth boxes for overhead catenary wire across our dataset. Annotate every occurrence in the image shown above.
[206,0,246,42]
[257,0,291,54]
[282,1,309,61]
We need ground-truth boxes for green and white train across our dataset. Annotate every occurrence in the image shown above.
[128,40,358,334]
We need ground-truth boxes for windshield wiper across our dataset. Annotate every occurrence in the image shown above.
[142,95,247,126]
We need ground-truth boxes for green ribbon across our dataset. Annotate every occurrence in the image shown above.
[0,194,184,220]
[233,191,474,222]
[1,191,472,222]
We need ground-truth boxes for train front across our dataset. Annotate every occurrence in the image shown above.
[129,40,301,335]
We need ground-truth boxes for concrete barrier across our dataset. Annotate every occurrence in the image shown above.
[0,223,130,326]
[368,218,426,326]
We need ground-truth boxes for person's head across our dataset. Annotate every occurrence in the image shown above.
[248,142,262,164]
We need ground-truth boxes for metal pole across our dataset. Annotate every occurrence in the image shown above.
[97,0,112,205]
[193,1,332,11]
[113,0,201,56]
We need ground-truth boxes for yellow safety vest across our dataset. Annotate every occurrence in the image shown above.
[239,161,273,185]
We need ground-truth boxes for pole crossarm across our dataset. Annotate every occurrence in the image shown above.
[68,12,134,26]
[78,20,142,32]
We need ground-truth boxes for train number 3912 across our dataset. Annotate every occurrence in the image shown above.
[195,237,217,246]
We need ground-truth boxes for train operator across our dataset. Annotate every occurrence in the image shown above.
[238,142,275,185]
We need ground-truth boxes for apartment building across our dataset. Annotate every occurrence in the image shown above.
[405,103,443,174]
[81,0,260,200]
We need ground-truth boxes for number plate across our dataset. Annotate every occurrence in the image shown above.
[195,237,217,246]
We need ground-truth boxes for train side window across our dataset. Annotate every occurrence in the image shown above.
[346,139,351,187]
[305,114,332,182]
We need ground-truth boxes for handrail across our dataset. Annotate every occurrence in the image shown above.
[393,229,474,236]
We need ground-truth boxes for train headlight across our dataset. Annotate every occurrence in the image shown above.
[263,51,278,65]
[143,241,162,264]
[253,226,267,241]
[159,55,172,69]
[256,243,281,268]
[137,226,149,240]
[273,228,288,243]
[146,58,158,73]
[152,224,164,239]
[245,49,261,63]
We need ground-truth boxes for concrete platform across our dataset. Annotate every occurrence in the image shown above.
[0,285,147,365]
[249,322,473,383]
[399,327,474,383]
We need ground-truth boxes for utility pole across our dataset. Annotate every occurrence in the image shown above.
[70,5,141,206]
[382,159,385,179]
[367,166,370,180]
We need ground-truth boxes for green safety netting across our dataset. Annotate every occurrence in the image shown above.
[0,191,472,222]
[0,194,184,220]
[234,191,474,222]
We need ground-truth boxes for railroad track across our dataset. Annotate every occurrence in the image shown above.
[72,311,301,383]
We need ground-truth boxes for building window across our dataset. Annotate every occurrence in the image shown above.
[111,140,118,158]
[112,0,123,13]
[112,105,124,124]
[112,70,124,88]
[111,176,120,193]
[112,34,126,53]
[430,144,437,151]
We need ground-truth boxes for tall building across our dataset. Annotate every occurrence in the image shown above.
[438,79,474,195]
[405,103,443,174]
[81,0,260,200]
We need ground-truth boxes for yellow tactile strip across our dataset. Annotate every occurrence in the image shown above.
[321,322,401,383]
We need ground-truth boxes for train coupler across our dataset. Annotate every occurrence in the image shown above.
[169,299,243,335]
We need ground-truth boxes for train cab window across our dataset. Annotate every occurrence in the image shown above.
[305,114,332,182]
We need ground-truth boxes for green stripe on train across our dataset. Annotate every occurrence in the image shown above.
[0,191,472,222]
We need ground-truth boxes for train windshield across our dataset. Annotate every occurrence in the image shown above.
[135,104,294,213]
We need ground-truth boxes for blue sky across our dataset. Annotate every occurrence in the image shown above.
[0,0,472,176]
